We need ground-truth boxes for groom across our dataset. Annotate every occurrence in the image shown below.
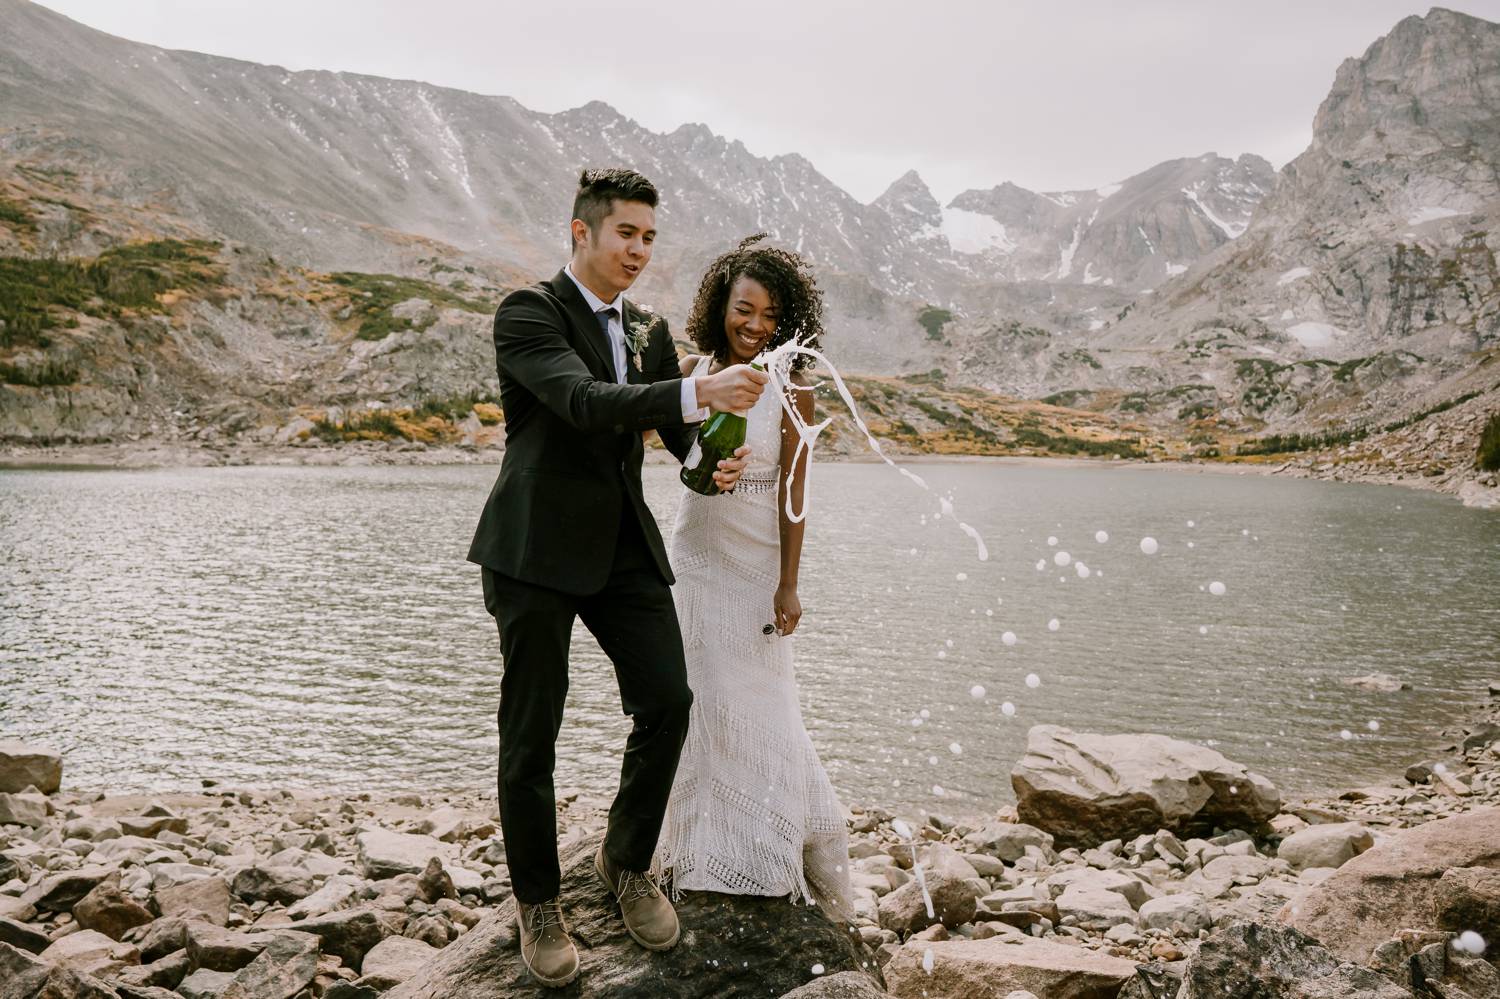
[467,168,767,987]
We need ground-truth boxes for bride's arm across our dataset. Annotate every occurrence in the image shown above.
[774,374,816,636]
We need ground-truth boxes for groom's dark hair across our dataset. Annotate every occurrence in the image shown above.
[570,168,658,252]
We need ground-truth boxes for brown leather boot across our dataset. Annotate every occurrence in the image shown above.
[515,897,579,988]
[594,845,680,951]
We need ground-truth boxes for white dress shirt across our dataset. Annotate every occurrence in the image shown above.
[564,265,706,422]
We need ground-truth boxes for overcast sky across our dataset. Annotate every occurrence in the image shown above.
[36,0,1500,203]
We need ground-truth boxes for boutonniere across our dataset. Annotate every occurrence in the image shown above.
[623,309,662,371]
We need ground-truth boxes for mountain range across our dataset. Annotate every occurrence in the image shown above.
[0,0,1496,476]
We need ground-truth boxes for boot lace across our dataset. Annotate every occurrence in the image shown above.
[526,899,568,936]
[617,869,662,905]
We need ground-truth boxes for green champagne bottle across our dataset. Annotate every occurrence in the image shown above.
[680,359,764,496]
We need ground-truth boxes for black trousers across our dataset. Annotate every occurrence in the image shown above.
[481,510,693,904]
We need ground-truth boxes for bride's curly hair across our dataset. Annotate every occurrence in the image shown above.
[684,234,824,374]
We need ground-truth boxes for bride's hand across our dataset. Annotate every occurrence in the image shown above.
[773,583,802,636]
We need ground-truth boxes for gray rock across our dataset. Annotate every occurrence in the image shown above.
[186,923,275,973]
[0,940,120,999]
[147,863,219,893]
[1176,922,1407,998]
[883,935,1138,998]
[402,914,450,948]
[1433,865,1500,942]
[74,876,154,940]
[1342,673,1410,692]
[1275,822,1374,871]
[286,874,361,920]
[1011,725,1280,849]
[63,818,123,843]
[878,874,980,935]
[20,865,116,913]
[359,935,437,986]
[775,970,887,998]
[114,948,191,991]
[219,930,318,999]
[415,856,455,904]
[0,915,51,955]
[961,823,1054,862]
[113,985,187,999]
[1283,807,1500,964]
[354,830,450,881]
[120,814,189,838]
[135,917,192,963]
[1138,892,1213,934]
[0,792,47,829]
[0,741,62,794]
[178,967,237,999]
[292,908,387,970]
[1054,886,1136,930]
[229,866,314,906]
[155,875,233,926]
[1042,868,1149,909]
[40,927,141,978]
[1462,723,1500,752]
[917,843,981,882]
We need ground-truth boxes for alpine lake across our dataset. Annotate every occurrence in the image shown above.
[3,460,1497,817]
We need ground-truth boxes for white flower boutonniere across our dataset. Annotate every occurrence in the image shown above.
[624,311,662,371]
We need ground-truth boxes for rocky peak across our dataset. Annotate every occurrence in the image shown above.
[873,169,942,228]
[1313,7,1500,163]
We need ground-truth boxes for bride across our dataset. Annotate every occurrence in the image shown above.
[655,235,853,918]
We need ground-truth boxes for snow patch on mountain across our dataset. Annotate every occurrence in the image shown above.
[940,207,1016,255]
[1277,266,1312,285]
[1287,321,1343,349]
[1407,205,1466,224]
[1181,186,1245,238]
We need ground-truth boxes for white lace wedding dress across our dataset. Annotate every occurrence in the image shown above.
[656,356,854,919]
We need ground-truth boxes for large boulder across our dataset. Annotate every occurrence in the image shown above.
[878,875,982,935]
[39,927,141,978]
[0,940,119,999]
[779,971,889,998]
[1176,922,1407,998]
[0,741,62,794]
[1010,726,1280,848]
[218,930,319,999]
[20,865,117,913]
[1433,865,1500,942]
[292,908,389,970]
[359,936,439,989]
[73,876,154,939]
[1281,807,1500,964]
[229,865,315,906]
[156,875,233,926]
[1138,893,1212,934]
[385,831,881,999]
[1274,822,1374,871]
[0,792,47,828]
[883,936,1137,999]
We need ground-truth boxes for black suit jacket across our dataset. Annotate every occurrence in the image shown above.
[467,270,697,594]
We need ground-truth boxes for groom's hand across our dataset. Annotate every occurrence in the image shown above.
[712,445,751,492]
[696,364,768,413]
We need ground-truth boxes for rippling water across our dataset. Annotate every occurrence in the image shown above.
[2,461,1497,815]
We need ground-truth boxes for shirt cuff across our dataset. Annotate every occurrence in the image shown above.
[680,377,709,422]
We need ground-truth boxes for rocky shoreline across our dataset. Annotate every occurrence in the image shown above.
[4,682,1498,999]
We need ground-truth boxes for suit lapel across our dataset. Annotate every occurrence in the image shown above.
[548,270,615,381]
